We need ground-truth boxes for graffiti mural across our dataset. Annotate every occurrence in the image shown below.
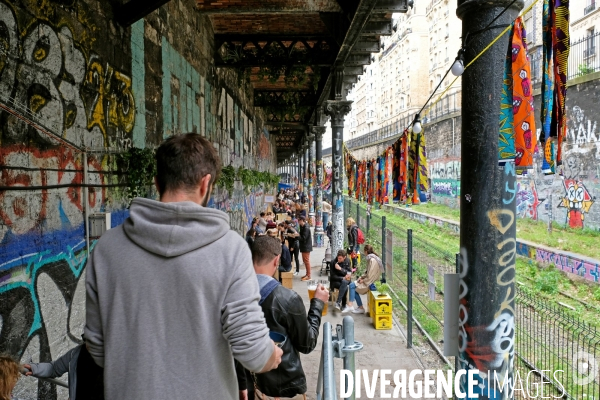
[559,179,595,228]
[426,101,599,230]
[0,2,135,149]
[516,178,542,219]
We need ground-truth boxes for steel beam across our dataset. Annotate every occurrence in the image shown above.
[115,0,172,27]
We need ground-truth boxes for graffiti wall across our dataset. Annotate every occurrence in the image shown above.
[424,78,600,231]
[1,0,276,398]
[429,157,461,208]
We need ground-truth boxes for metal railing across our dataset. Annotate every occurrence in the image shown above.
[584,1,596,15]
[569,32,600,80]
[316,317,363,400]
[345,197,600,398]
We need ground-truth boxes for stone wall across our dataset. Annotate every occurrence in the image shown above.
[427,75,600,231]
[0,1,276,398]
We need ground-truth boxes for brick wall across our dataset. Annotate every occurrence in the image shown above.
[0,0,276,398]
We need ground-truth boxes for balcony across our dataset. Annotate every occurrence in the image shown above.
[584,2,596,15]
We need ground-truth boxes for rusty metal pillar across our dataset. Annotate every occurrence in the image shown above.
[456,0,521,398]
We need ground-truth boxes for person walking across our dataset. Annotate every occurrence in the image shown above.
[298,216,313,281]
[84,133,282,399]
[321,200,332,229]
[283,220,301,276]
[346,217,359,270]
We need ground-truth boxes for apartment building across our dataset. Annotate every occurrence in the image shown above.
[525,0,599,83]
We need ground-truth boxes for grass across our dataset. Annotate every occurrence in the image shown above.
[349,198,600,397]
[415,202,600,259]
[349,198,600,328]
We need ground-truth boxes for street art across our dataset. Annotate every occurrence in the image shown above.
[568,105,599,158]
[516,178,542,219]
[457,161,517,400]
[0,2,135,149]
[559,179,595,228]
[0,145,130,398]
[432,179,460,198]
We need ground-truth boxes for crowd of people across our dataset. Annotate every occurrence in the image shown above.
[0,133,381,400]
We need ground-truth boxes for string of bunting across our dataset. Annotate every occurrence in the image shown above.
[343,0,568,206]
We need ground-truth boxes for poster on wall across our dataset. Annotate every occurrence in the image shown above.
[264,195,275,203]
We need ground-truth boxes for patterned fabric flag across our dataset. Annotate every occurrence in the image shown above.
[408,130,420,204]
[417,133,429,195]
[551,0,569,167]
[512,17,537,168]
[400,133,409,202]
[499,30,515,163]
[540,0,556,174]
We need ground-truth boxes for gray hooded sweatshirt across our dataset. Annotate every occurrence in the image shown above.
[85,198,272,399]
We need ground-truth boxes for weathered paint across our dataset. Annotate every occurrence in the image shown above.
[131,19,146,148]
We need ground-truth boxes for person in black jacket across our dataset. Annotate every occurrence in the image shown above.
[298,216,313,281]
[346,217,359,269]
[330,250,353,312]
[283,221,300,275]
[237,236,328,400]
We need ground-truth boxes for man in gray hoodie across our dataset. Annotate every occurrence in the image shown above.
[85,133,282,399]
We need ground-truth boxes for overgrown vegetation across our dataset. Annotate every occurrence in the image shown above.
[215,166,280,195]
[417,202,600,259]
[116,147,157,205]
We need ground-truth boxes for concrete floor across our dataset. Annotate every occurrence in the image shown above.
[285,238,423,400]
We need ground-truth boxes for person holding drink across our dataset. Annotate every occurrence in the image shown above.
[237,236,328,400]
[330,250,353,312]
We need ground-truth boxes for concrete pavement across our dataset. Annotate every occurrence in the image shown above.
[285,239,423,400]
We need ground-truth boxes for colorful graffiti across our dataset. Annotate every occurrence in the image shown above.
[517,241,600,282]
[516,178,542,220]
[432,179,460,198]
[0,2,135,149]
[559,179,595,228]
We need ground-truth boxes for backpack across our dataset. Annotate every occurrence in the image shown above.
[356,228,365,245]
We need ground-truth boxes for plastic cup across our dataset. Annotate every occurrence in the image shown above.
[269,331,287,348]
[318,280,329,316]
[307,280,317,300]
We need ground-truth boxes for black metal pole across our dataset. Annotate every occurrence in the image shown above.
[381,216,386,283]
[313,126,326,246]
[457,0,521,397]
[407,228,413,349]
[324,100,352,258]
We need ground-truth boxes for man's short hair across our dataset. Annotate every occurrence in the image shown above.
[337,249,347,258]
[252,236,282,265]
[155,133,221,196]
[298,216,306,221]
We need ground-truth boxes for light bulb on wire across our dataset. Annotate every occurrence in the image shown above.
[451,49,465,77]
[412,114,422,134]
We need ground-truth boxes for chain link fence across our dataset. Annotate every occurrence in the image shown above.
[344,197,600,398]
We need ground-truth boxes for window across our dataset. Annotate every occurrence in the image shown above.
[585,28,596,57]
[584,0,596,15]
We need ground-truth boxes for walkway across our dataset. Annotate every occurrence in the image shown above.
[288,239,422,400]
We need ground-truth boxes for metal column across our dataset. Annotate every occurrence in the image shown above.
[324,100,352,258]
[308,135,315,225]
[456,0,521,397]
[313,126,326,247]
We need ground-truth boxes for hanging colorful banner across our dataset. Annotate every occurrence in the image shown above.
[512,17,537,168]
[499,17,537,169]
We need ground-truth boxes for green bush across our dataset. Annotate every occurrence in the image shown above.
[534,267,561,294]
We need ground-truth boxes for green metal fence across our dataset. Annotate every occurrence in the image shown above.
[344,197,600,399]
